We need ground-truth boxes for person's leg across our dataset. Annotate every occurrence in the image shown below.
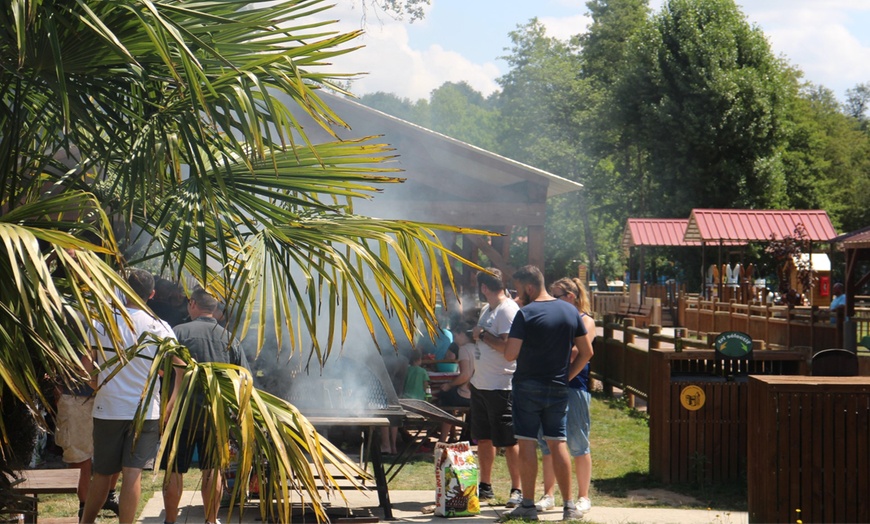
[541,454,555,497]
[476,439,496,484]
[380,426,392,453]
[118,466,143,524]
[84,419,125,524]
[202,468,222,524]
[503,443,521,490]
[80,473,112,523]
[390,426,398,453]
[546,440,572,504]
[516,439,538,499]
[162,472,184,524]
[71,459,91,504]
[119,419,160,523]
[575,453,591,499]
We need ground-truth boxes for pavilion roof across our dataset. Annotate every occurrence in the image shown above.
[830,225,870,249]
[683,209,837,243]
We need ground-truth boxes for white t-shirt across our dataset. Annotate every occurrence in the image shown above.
[91,308,176,420]
[470,298,519,391]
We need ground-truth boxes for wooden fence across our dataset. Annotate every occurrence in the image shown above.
[748,376,870,523]
[681,296,840,351]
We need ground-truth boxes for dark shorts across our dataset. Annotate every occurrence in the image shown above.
[512,379,569,441]
[162,423,215,474]
[438,387,471,408]
[92,418,160,475]
[469,385,517,447]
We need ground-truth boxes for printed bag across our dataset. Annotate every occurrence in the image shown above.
[434,441,480,517]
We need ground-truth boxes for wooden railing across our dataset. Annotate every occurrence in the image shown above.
[680,296,845,351]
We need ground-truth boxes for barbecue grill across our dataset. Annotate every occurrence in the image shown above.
[253,346,422,520]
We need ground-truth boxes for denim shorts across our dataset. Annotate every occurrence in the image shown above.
[511,380,569,441]
[538,388,590,456]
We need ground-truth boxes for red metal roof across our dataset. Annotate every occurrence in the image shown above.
[622,219,700,252]
[683,209,837,243]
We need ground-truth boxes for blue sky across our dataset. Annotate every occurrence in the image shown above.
[318,0,870,102]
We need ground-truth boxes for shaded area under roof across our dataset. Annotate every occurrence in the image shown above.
[684,209,837,243]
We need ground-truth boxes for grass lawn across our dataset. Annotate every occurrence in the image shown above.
[387,392,747,512]
[34,392,746,521]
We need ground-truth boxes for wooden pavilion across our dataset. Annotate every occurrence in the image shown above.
[285,92,584,292]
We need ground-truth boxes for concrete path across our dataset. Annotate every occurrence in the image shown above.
[138,489,747,524]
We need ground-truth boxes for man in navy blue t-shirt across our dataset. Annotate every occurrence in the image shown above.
[502,265,593,521]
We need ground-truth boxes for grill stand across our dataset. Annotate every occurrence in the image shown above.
[309,416,395,521]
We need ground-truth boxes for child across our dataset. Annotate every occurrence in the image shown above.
[403,349,430,400]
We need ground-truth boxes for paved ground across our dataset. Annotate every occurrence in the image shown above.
[138,489,747,524]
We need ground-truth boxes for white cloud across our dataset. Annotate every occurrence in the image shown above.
[309,5,501,100]
[539,14,592,42]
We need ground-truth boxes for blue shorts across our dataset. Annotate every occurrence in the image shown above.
[538,388,590,456]
[511,380,568,441]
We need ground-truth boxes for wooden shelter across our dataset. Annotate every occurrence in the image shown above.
[684,209,838,303]
[285,92,584,292]
[831,226,870,318]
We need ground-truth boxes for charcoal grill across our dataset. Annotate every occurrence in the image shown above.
[254,346,412,520]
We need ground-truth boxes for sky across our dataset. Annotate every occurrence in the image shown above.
[313,0,870,103]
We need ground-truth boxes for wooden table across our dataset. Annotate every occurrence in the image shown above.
[10,468,80,524]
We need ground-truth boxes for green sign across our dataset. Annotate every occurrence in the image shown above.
[714,331,753,359]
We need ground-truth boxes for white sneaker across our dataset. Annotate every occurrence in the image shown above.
[577,497,592,512]
[534,494,554,511]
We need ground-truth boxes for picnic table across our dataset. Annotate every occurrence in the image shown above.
[9,468,80,524]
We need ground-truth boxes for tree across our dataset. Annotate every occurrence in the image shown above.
[429,82,499,150]
[0,0,477,519]
[616,0,792,217]
[844,82,870,131]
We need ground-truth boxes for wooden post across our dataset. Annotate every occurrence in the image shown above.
[603,318,614,397]
[623,317,635,407]
[649,325,662,349]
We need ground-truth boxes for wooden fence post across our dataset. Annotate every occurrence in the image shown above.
[649,325,661,349]
[623,317,635,408]
[603,318,614,397]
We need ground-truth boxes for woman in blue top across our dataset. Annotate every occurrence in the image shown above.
[534,277,596,514]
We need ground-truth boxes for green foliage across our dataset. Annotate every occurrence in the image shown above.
[0,0,478,518]
[616,0,791,218]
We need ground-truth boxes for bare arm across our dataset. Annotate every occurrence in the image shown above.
[568,331,594,381]
[504,337,522,362]
[473,327,509,354]
[442,353,473,391]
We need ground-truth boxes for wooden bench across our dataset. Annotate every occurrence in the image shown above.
[7,469,80,524]
[626,303,653,328]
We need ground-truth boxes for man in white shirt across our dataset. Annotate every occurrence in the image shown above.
[80,268,184,524]
[469,268,523,507]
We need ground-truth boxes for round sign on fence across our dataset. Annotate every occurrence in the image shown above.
[680,385,706,411]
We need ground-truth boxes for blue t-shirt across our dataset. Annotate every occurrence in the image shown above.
[509,299,587,386]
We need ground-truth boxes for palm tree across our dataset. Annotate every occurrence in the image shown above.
[0,1,480,520]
